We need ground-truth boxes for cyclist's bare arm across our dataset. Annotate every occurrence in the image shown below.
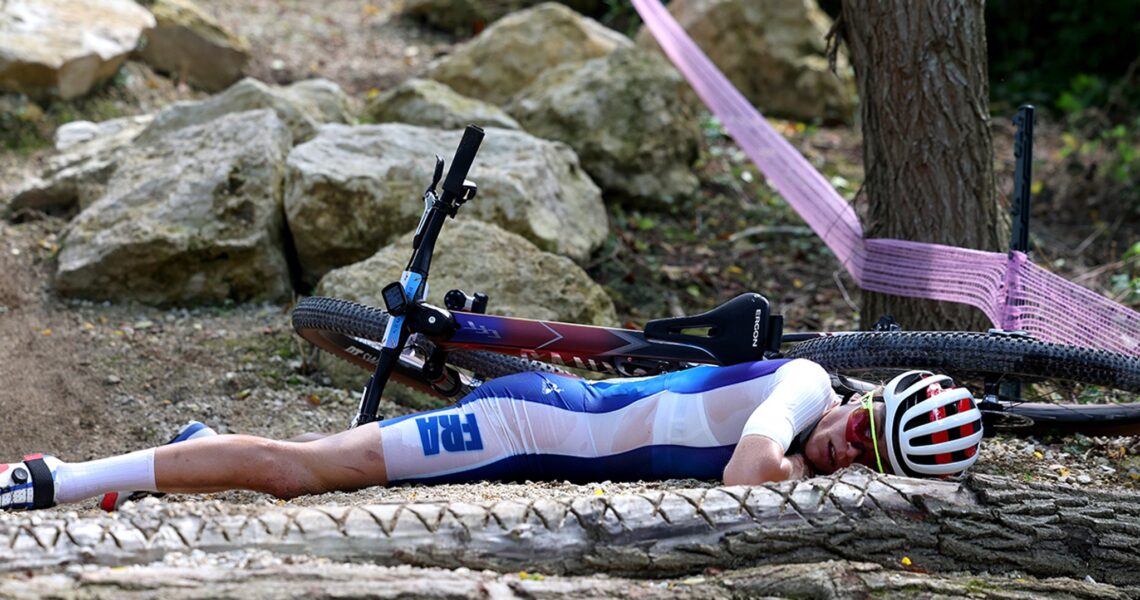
[723,435,811,485]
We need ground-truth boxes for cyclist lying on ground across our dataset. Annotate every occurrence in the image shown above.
[1,359,982,511]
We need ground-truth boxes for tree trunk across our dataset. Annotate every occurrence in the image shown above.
[842,0,1009,331]
[3,471,1140,588]
[3,559,1126,599]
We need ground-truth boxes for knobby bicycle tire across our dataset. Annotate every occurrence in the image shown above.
[291,296,566,399]
[786,331,1140,436]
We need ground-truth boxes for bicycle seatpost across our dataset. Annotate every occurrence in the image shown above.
[351,125,485,428]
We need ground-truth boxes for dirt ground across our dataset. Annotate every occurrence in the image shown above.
[1,0,1139,587]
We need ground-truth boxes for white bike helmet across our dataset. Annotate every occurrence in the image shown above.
[883,371,984,477]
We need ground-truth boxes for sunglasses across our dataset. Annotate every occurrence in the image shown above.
[845,392,885,473]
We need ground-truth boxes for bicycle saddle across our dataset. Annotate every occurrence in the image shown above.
[644,293,783,365]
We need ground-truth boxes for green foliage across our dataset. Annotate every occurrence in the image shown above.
[1109,241,1140,308]
[1059,117,1140,187]
[1055,74,1110,116]
[598,0,646,38]
[987,0,1140,118]
[0,97,52,153]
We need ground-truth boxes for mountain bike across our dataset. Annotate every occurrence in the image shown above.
[291,126,1140,437]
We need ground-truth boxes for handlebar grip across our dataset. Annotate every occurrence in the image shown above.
[442,125,484,196]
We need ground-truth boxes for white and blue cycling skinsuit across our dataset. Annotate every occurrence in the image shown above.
[378,358,837,484]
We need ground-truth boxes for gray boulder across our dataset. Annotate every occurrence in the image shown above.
[55,109,293,306]
[317,219,617,326]
[285,124,607,286]
[365,79,519,130]
[509,47,701,206]
[9,78,350,215]
[139,77,351,145]
[402,0,603,35]
[636,0,856,123]
[277,79,355,125]
[136,0,251,92]
[0,0,154,99]
[426,3,631,105]
[9,115,154,214]
[54,117,148,152]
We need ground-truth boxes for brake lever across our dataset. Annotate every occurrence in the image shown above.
[412,190,434,251]
[426,155,444,196]
[414,156,447,250]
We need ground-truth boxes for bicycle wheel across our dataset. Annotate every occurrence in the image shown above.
[785,331,1140,436]
[291,296,566,400]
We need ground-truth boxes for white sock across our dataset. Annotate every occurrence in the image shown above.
[54,449,157,504]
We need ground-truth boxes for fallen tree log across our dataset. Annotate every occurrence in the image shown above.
[2,470,1138,586]
[0,560,1127,599]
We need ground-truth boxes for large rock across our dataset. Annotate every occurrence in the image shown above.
[402,0,603,35]
[285,124,607,286]
[509,47,701,205]
[0,0,154,99]
[139,77,351,145]
[136,0,251,92]
[636,0,856,123]
[9,78,351,216]
[365,79,520,130]
[317,219,617,326]
[277,79,355,125]
[426,3,631,105]
[8,115,154,214]
[55,109,293,306]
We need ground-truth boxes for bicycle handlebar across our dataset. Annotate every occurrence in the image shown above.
[442,125,484,198]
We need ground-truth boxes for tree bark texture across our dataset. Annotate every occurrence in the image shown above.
[0,560,1125,599]
[842,0,1010,331]
[2,471,1139,589]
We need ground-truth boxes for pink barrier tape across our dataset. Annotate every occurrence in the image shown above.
[862,239,1008,326]
[1001,251,1026,330]
[633,0,1140,356]
[1013,260,1140,355]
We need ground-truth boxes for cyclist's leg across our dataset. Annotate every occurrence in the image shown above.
[2,426,390,511]
[154,424,387,498]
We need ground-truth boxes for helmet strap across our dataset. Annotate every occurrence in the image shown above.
[859,391,885,474]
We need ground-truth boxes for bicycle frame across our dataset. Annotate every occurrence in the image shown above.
[336,297,831,420]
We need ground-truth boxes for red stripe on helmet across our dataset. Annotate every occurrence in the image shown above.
[957,397,978,457]
[929,404,951,464]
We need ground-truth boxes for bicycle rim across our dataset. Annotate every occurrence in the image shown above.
[291,296,565,400]
[785,331,1140,436]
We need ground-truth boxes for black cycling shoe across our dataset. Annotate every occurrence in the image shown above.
[0,454,60,511]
